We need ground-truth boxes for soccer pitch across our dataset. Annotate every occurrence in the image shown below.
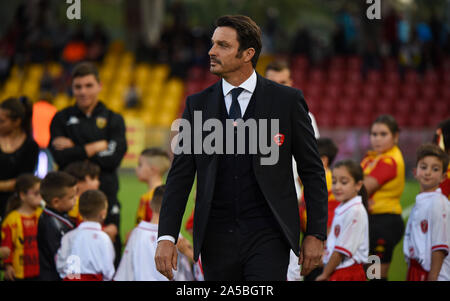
[118,170,420,281]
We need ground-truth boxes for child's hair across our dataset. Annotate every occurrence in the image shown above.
[371,114,400,135]
[64,160,101,181]
[5,174,41,215]
[140,148,171,176]
[78,190,108,220]
[333,160,369,212]
[416,143,449,172]
[0,96,33,134]
[40,171,77,204]
[150,185,166,214]
[317,138,339,166]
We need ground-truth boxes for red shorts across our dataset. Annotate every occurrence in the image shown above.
[63,274,103,281]
[407,259,428,281]
[329,264,366,281]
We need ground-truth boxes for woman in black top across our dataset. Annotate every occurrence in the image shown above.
[0,97,39,222]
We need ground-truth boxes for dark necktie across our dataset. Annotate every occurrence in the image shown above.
[229,87,244,120]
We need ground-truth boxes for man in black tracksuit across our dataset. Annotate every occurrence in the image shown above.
[49,62,127,266]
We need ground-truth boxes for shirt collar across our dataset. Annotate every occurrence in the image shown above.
[78,221,102,230]
[74,101,106,117]
[222,70,257,97]
[334,195,362,216]
[416,188,443,205]
[137,221,158,231]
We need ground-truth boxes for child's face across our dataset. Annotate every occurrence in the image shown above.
[77,176,100,196]
[53,186,77,213]
[415,156,445,192]
[332,166,362,203]
[370,123,398,154]
[136,156,153,182]
[21,183,42,209]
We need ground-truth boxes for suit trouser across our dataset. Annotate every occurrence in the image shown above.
[201,224,290,281]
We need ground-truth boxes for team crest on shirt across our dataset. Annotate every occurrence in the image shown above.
[273,133,285,146]
[334,225,340,237]
[96,117,107,129]
[420,220,428,233]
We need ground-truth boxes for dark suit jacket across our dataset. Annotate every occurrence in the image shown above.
[159,73,328,261]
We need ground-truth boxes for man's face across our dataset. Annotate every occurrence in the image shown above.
[72,75,102,112]
[265,69,293,87]
[208,26,247,76]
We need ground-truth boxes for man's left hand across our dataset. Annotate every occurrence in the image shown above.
[299,235,324,276]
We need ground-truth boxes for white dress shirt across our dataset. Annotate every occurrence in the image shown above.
[56,221,115,281]
[324,196,369,269]
[116,221,193,281]
[403,188,449,278]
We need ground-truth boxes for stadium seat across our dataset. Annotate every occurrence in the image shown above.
[304,83,322,99]
[441,86,450,100]
[328,69,344,84]
[309,69,325,84]
[376,99,393,115]
[404,70,420,84]
[384,71,401,84]
[291,55,309,71]
[305,96,320,113]
[343,84,360,99]
[423,70,439,85]
[334,114,353,128]
[320,97,338,113]
[366,70,382,85]
[421,85,438,100]
[339,98,356,114]
[346,71,363,84]
[400,84,418,99]
[393,98,412,115]
[383,58,398,72]
[324,84,341,99]
[393,113,409,128]
[362,85,379,100]
[347,56,362,72]
[315,113,334,128]
[330,56,345,70]
[356,99,373,114]
[414,101,430,115]
[381,84,399,100]
[353,113,373,128]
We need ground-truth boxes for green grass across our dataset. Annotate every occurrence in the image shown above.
[116,172,421,281]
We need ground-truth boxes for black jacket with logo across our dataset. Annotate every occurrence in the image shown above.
[49,102,127,226]
[37,207,74,281]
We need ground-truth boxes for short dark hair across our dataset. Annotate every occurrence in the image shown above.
[140,148,171,176]
[372,114,400,135]
[265,60,290,74]
[317,138,339,165]
[216,15,262,68]
[72,62,100,82]
[150,185,166,214]
[79,190,108,219]
[40,171,77,204]
[416,143,449,172]
[64,160,101,181]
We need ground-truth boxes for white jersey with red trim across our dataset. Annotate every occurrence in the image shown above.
[403,189,449,276]
[439,199,450,281]
[324,196,369,269]
[114,221,193,281]
[56,221,115,281]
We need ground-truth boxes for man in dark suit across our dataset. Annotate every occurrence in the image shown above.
[155,15,328,281]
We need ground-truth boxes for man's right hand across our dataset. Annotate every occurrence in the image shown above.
[84,140,108,157]
[155,240,178,280]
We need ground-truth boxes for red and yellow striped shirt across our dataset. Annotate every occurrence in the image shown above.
[361,145,405,215]
[1,208,43,279]
[135,189,154,225]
